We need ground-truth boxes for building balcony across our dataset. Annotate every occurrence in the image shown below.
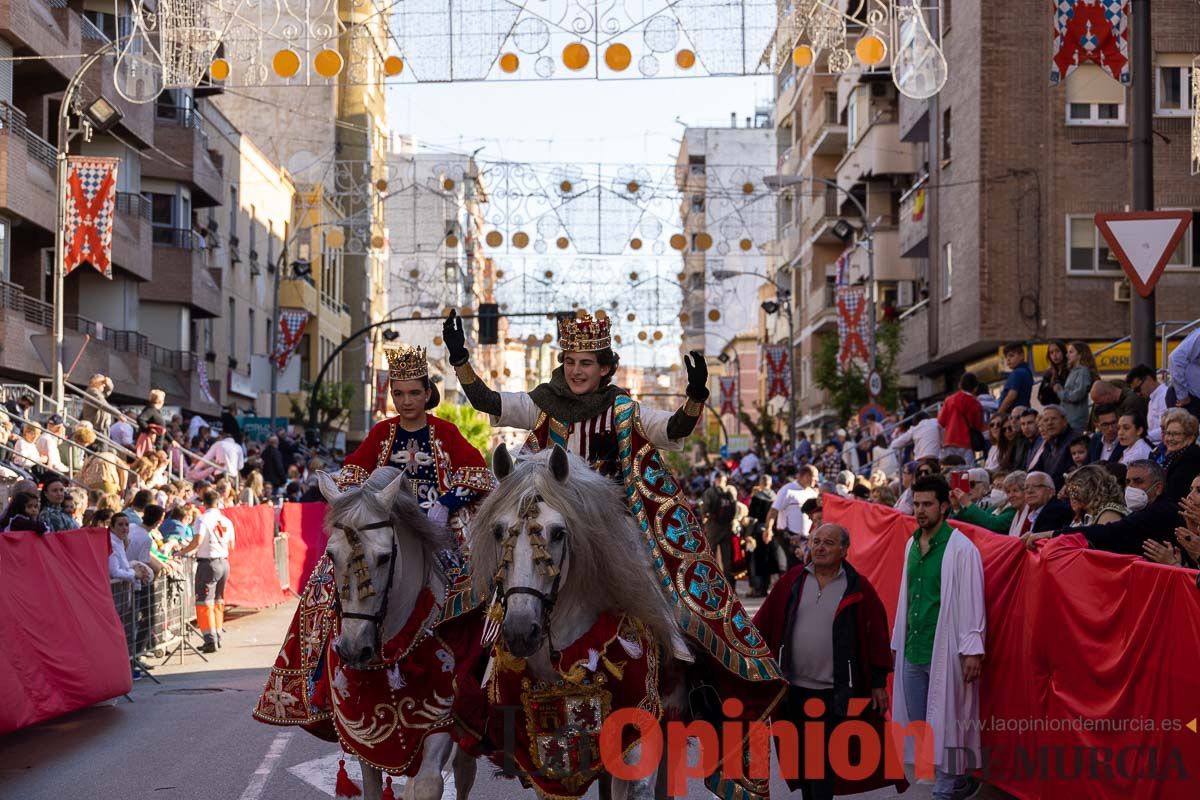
[779,220,803,265]
[140,108,223,206]
[140,228,222,317]
[0,0,82,84]
[899,93,930,143]
[151,350,219,414]
[846,227,916,283]
[775,71,800,122]
[112,191,153,282]
[836,117,919,187]
[84,49,155,149]
[803,184,843,245]
[776,144,802,179]
[0,281,150,395]
[803,281,838,336]
[899,177,929,259]
[0,101,58,232]
[897,299,932,377]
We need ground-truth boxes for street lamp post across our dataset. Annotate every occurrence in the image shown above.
[51,41,122,410]
[711,268,796,455]
[763,174,877,373]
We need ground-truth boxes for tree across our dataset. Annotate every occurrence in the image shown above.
[432,401,492,455]
[288,381,356,435]
[737,401,779,455]
[814,321,903,423]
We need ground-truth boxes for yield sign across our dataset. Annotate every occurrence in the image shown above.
[1094,211,1192,298]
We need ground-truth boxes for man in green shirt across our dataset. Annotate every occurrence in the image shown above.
[891,476,987,800]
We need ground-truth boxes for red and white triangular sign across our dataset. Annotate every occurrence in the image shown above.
[1094,211,1192,298]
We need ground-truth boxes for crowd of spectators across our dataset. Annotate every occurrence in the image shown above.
[681,334,1200,595]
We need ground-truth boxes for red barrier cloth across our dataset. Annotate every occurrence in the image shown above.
[279,502,329,593]
[0,527,131,734]
[223,506,288,608]
[824,495,1200,800]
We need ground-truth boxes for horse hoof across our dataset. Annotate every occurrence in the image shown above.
[410,775,444,800]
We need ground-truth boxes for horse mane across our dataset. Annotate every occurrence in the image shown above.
[325,466,455,566]
[469,449,678,651]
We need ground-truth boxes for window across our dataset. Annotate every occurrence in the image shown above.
[824,91,838,124]
[1066,64,1126,126]
[148,192,179,245]
[1156,58,1195,116]
[691,195,705,213]
[940,107,952,164]
[1067,216,1114,272]
[267,221,275,269]
[248,308,255,360]
[688,155,705,175]
[941,241,953,298]
[847,87,859,144]
[942,0,951,34]
[0,218,8,282]
[248,204,257,260]
[228,298,236,359]
[266,316,273,356]
[228,186,239,247]
[1166,211,1200,267]
[203,319,214,354]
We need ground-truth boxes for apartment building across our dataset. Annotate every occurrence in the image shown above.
[892,2,1200,399]
[674,114,776,441]
[383,138,492,399]
[773,41,922,435]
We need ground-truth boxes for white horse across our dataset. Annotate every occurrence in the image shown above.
[469,445,690,800]
[317,467,477,800]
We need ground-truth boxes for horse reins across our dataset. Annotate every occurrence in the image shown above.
[332,520,399,633]
[492,493,569,651]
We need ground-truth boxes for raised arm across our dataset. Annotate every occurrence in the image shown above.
[665,350,710,440]
[444,311,501,416]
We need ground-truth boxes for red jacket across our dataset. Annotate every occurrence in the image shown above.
[337,413,493,497]
[938,390,985,449]
[753,561,906,795]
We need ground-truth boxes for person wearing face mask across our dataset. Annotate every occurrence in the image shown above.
[1025,460,1183,557]
[954,471,1026,534]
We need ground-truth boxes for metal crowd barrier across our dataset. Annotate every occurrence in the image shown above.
[108,533,294,681]
[109,554,208,682]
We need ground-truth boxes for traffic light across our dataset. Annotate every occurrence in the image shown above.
[478,302,499,345]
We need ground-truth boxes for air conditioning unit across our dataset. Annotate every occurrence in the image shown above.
[1113,279,1131,303]
[897,280,915,308]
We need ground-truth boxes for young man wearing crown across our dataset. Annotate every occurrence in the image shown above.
[442,310,786,800]
[443,310,709,472]
[336,344,494,541]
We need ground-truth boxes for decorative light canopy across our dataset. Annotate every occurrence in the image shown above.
[775,0,948,100]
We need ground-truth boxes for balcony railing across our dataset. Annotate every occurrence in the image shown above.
[149,345,194,371]
[81,15,108,42]
[0,101,58,171]
[152,226,202,249]
[64,314,150,355]
[115,191,152,221]
[0,281,52,328]
[156,104,202,130]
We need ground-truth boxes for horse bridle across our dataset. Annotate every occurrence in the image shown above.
[332,520,398,632]
[493,494,569,642]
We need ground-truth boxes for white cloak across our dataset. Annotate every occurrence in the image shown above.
[890,528,986,769]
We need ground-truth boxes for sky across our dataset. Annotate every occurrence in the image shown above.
[384,75,774,364]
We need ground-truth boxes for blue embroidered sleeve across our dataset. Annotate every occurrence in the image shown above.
[436,486,477,514]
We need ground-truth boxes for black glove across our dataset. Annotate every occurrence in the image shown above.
[443,310,469,366]
[684,350,709,401]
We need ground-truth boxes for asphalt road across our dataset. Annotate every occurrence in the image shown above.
[0,601,1011,800]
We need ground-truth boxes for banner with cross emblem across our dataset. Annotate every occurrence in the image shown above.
[271,309,311,370]
[1051,0,1130,86]
[63,157,119,278]
[718,376,738,416]
[837,285,871,367]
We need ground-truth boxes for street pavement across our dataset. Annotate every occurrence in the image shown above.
[0,599,1014,800]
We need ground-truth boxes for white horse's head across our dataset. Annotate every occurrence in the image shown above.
[470,444,676,659]
[317,467,451,667]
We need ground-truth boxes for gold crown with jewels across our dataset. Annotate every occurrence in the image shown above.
[384,345,428,380]
[557,312,611,352]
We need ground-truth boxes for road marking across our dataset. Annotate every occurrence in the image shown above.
[240,730,295,800]
[288,751,456,798]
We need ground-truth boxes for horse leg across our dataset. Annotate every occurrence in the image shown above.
[452,744,476,800]
[408,732,451,800]
[610,743,657,800]
[359,759,384,800]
